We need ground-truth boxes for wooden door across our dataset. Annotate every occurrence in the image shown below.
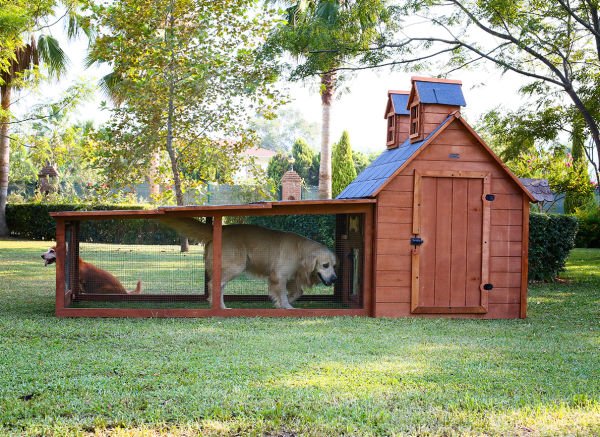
[411,170,491,314]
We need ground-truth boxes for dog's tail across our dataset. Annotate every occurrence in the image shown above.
[158,217,213,242]
[128,280,143,295]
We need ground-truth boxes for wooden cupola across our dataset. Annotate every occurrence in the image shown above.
[384,90,410,149]
[406,77,466,143]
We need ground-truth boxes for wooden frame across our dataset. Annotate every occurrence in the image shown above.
[411,170,491,314]
[520,196,530,318]
[52,200,375,318]
[386,111,396,146]
[409,103,421,139]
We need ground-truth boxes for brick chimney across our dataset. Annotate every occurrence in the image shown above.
[281,170,302,201]
[384,90,410,149]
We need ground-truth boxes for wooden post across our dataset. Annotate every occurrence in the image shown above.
[363,207,374,316]
[520,196,530,318]
[334,214,346,304]
[480,174,491,311]
[70,221,80,298]
[211,215,222,311]
[203,216,213,299]
[55,218,67,313]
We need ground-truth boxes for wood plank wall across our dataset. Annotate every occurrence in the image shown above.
[374,120,525,318]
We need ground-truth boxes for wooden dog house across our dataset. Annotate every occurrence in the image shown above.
[51,76,533,319]
[338,77,534,318]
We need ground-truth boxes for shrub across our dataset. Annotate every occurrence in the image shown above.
[239,214,336,249]
[574,206,600,248]
[529,213,578,281]
[6,203,180,244]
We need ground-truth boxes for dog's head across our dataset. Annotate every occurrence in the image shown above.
[311,247,338,286]
[41,246,57,266]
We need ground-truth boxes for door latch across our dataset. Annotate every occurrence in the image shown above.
[410,237,424,248]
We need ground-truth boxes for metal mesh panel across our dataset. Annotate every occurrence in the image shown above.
[68,218,209,309]
[63,212,365,311]
[219,214,363,309]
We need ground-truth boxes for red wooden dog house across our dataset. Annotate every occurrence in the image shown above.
[338,77,535,318]
[51,76,534,318]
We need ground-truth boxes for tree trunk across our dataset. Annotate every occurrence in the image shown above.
[165,81,189,252]
[318,72,335,199]
[147,151,161,199]
[165,3,188,252]
[0,85,11,236]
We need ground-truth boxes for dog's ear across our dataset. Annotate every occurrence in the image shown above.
[301,253,319,274]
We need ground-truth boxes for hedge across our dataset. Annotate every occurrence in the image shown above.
[528,213,578,281]
[234,214,336,249]
[574,207,600,248]
[8,204,580,281]
[6,204,335,247]
[6,203,180,245]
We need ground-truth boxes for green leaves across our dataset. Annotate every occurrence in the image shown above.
[87,0,285,202]
[331,130,356,198]
[36,34,69,79]
[271,0,397,79]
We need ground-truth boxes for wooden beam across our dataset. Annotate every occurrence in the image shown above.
[412,170,422,234]
[55,218,66,313]
[212,215,222,311]
[55,307,370,318]
[520,196,530,318]
[363,207,374,315]
[480,174,492,311]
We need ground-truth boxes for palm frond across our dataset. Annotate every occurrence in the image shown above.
[99,71,125,106]
[37,34,69,79]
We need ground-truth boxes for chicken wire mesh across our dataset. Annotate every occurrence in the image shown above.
[63,213,365,310]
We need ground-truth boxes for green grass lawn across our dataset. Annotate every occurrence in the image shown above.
[0,240,598,436]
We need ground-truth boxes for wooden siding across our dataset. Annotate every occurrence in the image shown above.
[374,119,525,318]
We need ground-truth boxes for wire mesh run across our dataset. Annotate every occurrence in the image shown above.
[219,214,363,309]
[60,212,366,312]
[66,219,208,309]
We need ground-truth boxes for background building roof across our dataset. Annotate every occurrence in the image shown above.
[518,178,554,202]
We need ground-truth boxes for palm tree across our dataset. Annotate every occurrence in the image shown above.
[271,0,393,199]
[1,33,68,235]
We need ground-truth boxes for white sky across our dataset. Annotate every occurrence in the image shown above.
[12,15,530,155]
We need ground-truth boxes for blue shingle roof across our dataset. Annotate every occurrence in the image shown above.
[337,116,454,199]
[414,81,466,107]
[390,93,410,115]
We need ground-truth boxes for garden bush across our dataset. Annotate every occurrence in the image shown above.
[238,214,336,248]
[574,206,600,248]
[6,203,180,245]
[529,213,578,281]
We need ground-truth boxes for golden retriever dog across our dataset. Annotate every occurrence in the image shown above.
[159,217,337,309]
[42,246,142,295]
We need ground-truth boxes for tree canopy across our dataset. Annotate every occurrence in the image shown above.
[268,0,396,198]
[332,130,356,197]
[316,0,600,185]
[86,0,282,206]
[1,0,83,235]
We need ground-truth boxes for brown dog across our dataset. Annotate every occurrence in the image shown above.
[42,246,142,294]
